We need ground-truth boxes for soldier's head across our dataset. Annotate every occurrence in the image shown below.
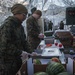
[11,4,28,22]
[32,10,42,20]
[61,21,63,23]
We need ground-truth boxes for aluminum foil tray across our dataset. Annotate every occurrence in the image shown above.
[41,47,61,56]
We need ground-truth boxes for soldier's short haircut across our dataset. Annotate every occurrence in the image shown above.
[33,10,42,16]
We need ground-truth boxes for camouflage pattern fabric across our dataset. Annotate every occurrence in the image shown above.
[26,16,41,51]
[44,22,47,31]
[0,16,31,75]
[59,21,64,29]
[0,56,22,75]
[48,21,53,30]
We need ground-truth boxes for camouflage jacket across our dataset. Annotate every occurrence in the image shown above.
[48,21,53,30]
[0,16,31,57]
[59,22,64,29]
[26,16,41,38]
[26,16,41,50]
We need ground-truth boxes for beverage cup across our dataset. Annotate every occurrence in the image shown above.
[59,44,62,47]
[55,42,58,46]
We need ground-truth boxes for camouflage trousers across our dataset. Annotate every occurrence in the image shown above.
[0,56,22,75]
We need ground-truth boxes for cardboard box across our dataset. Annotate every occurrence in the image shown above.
[33,64,66,74]
[54,30,73,47]
[17,62,28,75]
[73,36,75,47]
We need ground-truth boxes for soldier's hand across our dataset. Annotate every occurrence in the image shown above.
[38,33,44,39]
[21,51,28,62]
[31,52,38,56]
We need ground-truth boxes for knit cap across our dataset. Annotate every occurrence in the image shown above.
[11,4,28,15]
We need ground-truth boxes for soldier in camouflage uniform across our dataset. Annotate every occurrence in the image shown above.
[0,4,31,75]
[48,21,53,30]
[26,10,42,52]
[59,21,64,29]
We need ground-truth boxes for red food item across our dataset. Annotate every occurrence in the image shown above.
[55,42,58,46]
[51,57,60,63]
[59,44,62,47]
[46,44,52,47]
